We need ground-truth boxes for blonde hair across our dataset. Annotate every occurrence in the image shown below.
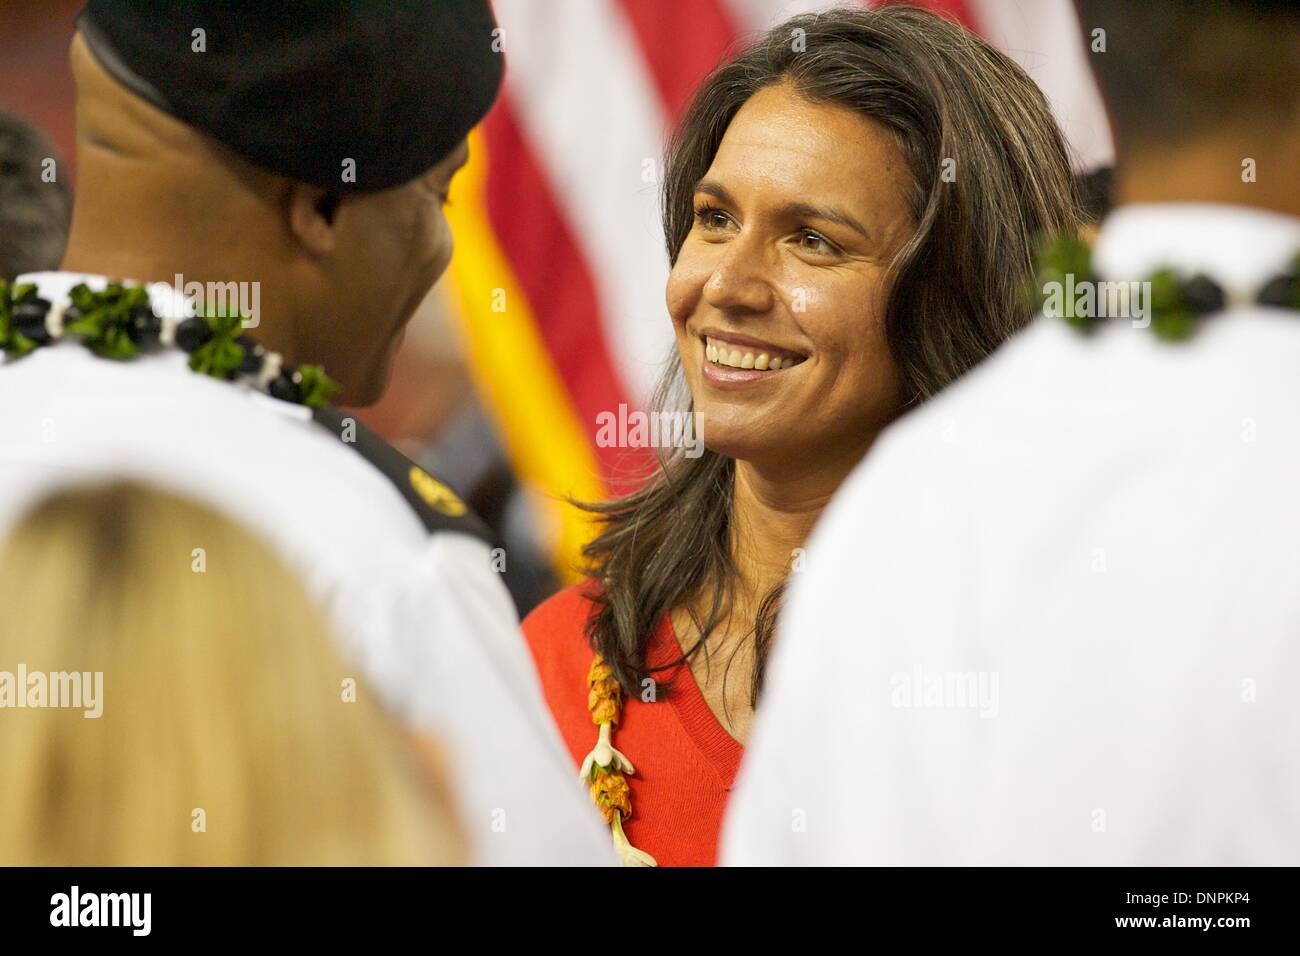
[0,481,465,865]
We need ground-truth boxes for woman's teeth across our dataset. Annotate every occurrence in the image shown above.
[704,338,803,371]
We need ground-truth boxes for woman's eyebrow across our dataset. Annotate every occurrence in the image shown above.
[694,179,735,205]
[778,201,871,241]
[693,179,870,241]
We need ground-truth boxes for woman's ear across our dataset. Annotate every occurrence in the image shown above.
[287,183,342,256]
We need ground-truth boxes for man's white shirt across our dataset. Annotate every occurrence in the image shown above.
[0,272,612,867]
[722,204,1300,865]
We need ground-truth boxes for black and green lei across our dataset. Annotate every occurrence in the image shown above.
[0,280,337,408]
[1027,232,1300,340]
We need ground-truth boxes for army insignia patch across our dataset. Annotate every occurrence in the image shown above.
[311,405,493,544]
[409,466,467,517]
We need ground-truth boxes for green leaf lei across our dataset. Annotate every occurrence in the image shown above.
[1029,235,1299,342]
[187,306,337,407]
[1026,232,1094,333]
[296,364,339,408]
[0,282,42,358]
[187,310,246,379]
[0,279,339,409]
[1029,233,1197,341]
[66,281,152,359]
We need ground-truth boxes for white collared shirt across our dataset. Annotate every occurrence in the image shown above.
[0,272,613,867]
[722,204,1300,865]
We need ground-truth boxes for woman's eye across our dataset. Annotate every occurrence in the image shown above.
[797,230,839,256]
[694,205,732,231]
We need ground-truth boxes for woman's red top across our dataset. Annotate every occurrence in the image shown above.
[522,584,744,867]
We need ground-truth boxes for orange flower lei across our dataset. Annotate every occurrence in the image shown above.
[580,655,657,866]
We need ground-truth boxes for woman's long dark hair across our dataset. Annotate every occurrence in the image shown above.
[579,5,1081,710]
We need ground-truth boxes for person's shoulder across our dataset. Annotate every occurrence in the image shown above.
[814,305,1300,583]
[0,346,480,565]
[859,307,1300,479]
[800,319,1072,569]
[308,404,493,546]
[522,581,602,645]
[521,581,604,673]
[517,582,604,768]
[864,318,1065,458]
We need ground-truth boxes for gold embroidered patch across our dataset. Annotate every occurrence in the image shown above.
[408,466,467,517]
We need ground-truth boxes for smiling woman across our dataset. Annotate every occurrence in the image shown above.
[521,4,1082,866]
[669,79,917,468]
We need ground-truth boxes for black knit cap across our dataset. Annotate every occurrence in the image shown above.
[78,0,503,193]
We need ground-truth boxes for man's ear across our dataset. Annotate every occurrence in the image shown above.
[287,183,343,256]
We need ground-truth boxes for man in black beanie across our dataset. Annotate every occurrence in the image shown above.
[0,2,612,866]
[60,0,505,404]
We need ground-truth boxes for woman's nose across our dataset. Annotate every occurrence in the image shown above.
[703,237,775,315]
